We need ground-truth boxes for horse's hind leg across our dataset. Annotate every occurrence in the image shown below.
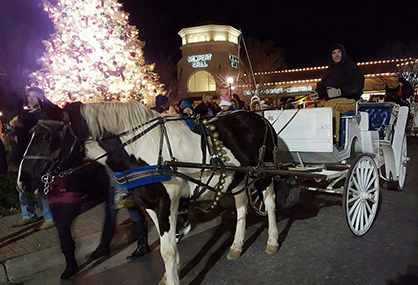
[227,189,248,260]
[264,181,279,254]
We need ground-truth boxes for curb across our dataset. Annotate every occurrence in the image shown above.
[3,222,134,284]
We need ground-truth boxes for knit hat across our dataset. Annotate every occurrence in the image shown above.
[180,100,194,113]
[155,95,169,107]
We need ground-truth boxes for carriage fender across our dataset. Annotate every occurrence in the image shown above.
[391,106,408,177]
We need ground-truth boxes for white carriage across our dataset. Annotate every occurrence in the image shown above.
[250,102,409,236]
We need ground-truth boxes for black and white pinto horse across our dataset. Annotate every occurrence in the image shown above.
[16,111,120,279]
[18,99,280,285]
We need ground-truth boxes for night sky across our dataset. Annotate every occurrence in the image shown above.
[122,0,418,67]
[2,0,418,71]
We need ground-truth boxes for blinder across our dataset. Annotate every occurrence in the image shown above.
[22,111,78,194]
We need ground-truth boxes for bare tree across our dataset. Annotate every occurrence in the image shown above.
[236,37,288,97]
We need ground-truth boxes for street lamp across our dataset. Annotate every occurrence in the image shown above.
[227,77,234,97]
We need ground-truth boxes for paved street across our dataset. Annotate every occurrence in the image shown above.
[19,137,418,284]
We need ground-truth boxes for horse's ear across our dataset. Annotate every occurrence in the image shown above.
[38,96,63,119]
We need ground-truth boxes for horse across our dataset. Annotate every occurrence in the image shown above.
[16,113,129,280]
[18,98,280,285]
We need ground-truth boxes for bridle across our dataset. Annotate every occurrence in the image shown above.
[22,111,78,195]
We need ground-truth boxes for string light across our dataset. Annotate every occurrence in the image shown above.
[252,58,415,76]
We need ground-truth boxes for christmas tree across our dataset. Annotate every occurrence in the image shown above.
[30,0,165,107]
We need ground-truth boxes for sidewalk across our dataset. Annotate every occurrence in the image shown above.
[0,201,223,284]
[0,203,134,284]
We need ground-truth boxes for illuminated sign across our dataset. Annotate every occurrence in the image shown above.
[229,55,239,69]
[243,86,312,96]
[187,54,212,68]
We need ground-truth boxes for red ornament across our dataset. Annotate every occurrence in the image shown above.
[154,89,157,93]
[130,52,136,57]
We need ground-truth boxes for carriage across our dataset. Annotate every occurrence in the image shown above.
[245,101,409,236]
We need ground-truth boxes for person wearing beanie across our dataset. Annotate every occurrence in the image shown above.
[180,100,195,116]
[310,43,365,143]
[152,95,170,113]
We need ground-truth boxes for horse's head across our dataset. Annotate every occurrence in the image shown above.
[17,98,88,194]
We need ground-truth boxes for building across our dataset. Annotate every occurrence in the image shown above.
[177,22,240,101]
[177,22,415,105]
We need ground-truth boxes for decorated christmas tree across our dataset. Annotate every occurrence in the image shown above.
[30,0,165,106]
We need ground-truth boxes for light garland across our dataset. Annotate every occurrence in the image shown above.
[250,58,416,76]
[29,0,165,107]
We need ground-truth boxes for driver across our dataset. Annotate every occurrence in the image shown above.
[310,43,365,142]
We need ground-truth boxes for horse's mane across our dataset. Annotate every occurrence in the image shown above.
[81,101,160,139]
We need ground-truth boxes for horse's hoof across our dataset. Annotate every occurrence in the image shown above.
[227,249,242,260]
[265,244,279,254]
[60,265,78,280]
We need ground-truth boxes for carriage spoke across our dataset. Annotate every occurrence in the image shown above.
[354,201,362,230]
[348,194,361,204]
[359,203,365,231]
[363,162,373,188]
[349,197,361,216]
[352,174,362,192]
[348,186,360,195]
[364,175,377,192]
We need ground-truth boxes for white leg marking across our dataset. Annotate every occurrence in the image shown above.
[264,182,279,254]
[227,190,248,260]
[159,193,180,285]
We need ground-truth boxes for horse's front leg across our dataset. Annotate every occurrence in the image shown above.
[227,189,248,260]
[156,196,180,285]
[264,182,279,254]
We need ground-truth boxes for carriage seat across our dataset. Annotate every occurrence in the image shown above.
[339,110,357,148]
[358,103,393,139]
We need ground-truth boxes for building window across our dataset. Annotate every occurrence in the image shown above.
[187,71,216,92]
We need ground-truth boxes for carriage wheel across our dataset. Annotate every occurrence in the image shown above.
[247,186,268,216]
[387,135,407,191]
[343,155,380,237]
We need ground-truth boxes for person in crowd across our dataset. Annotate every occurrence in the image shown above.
[397,77,414,100]
[12,87,54,230]
[0,138,7,175]
[211,101,221,115]
[180,100,195,116]
[231,93,245,109]
[195,93,214,116]
[151,95,170,113]
[310,43,365,142]
[218,98,238,113]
